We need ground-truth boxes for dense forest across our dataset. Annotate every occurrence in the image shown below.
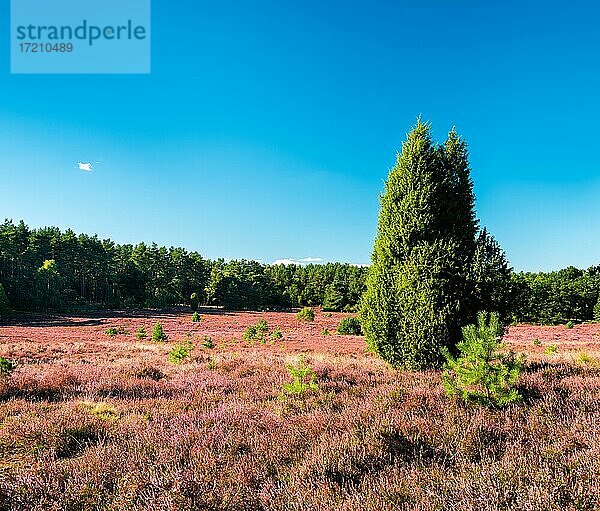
[1,219,599,325]
[510,267,600,324]
[0,219,366,314]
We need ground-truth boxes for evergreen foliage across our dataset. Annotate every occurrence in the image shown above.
[189,292,199,311]
[0,283,10,322]
[280,356,319,397]
[243,319,271,341]
[442,312,525,408]
[0,219,368,312]
[360,120,478,369]
[337,316,362,335]
[152,322,168,342]
[0,356,16,377]
[322,284,345,312]
[168,340,194,364]
[296,307,315,322]
[37,259,62,312]
[470,228,513,325]
[2,217,597,324]
[511,266,600,324]
[594,295,600,322]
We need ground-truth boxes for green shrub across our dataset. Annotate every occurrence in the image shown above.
[202,335,214,349]
[442,312,525,408]
[337,316,362,335]
[256,319,269,335]
[566,321,574,329]
[191,312,201,323]
[243,319,270,341]
[243,324,258,341]
[136,326,147,340]
[104,326,126,337]
[296,307,315,322]
[321,328,331,336]
[168,340,195,364]
[0,356,16,377]
[280,356,319,397]
[533,338,541,346]
[152,322,168,342]
[271,327,283,340]
[545,344,558,355]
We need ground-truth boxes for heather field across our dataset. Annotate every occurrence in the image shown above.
[0,309,599,511]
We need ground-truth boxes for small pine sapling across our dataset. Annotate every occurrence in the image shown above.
[152,322,168,342]
[280,356,319,397]
[0,356,16,377]
[202,335,214,349]
[243,325,258,341]
[442,312,525,408]
[168,340,195,364]
[296,307,315,322]
[256,319,269,336]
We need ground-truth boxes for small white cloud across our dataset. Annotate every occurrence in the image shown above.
[300,257,323,263]
[272,258,301,266]
[77,162,93,171]
[272,257,325,266]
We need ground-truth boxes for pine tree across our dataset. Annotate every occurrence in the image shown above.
[360,120,478,369]
[322,281,345,312]
[0,283,10,323]
[152,322,168,342]
[470,228,513,325]
[593,295,600,322]
[442,312,525,408]
[36,259,61,312]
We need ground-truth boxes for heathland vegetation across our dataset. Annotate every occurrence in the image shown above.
[0,310,597,510]
[0,121,599,509]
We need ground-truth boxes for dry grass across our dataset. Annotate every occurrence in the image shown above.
[0,310,599,510]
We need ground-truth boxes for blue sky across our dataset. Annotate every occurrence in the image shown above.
[1,0,599,271]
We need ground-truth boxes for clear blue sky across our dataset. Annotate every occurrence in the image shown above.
[1,0,599,271]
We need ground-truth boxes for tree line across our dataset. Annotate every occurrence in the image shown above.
[511,266,600,324]
[0,227,597,327]
[0,219,367,314]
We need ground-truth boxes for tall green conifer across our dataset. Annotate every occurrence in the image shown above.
[360,120,478,368]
